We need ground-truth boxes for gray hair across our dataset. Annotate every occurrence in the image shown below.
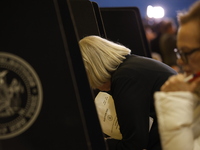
[177,0,200,25]
[79,35,131,89]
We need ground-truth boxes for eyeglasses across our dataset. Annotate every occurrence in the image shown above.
[174,47,200,64]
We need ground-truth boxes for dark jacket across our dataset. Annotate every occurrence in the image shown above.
[107,55,177,150]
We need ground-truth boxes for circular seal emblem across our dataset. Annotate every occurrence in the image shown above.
[107,115,113,121]
[0,52,43,139]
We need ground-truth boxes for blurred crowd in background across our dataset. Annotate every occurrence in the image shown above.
[143,17,181,73]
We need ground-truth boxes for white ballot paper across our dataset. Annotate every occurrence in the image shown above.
[95,92,154,140]
[94,92,122,140]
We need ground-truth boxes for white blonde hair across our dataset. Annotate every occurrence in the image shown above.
[79,35,131,89]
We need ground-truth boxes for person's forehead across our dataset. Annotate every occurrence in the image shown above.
[177,20,200,50]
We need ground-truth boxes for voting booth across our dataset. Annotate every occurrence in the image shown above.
[0,0,151,149]
[0,0,107,149]
[100,7,151,57]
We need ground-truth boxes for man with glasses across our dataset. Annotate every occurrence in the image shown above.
[174,48,200,65]
[154,1,200,150]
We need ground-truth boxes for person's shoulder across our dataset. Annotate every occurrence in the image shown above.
[127,55,177,74]
[127,54,160,64]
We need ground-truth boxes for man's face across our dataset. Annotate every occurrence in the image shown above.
[177,20,200,75]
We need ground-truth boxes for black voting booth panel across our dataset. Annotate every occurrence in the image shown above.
[91,2,107,38]
[0,0,107,150]
[100,7,151,58]
[68,0,102,39]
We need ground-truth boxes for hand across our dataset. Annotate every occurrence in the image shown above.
[161,74,200,92]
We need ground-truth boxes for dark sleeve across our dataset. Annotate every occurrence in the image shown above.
[108,72,151,150]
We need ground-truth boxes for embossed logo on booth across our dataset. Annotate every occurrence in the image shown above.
[0,52,43,139]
